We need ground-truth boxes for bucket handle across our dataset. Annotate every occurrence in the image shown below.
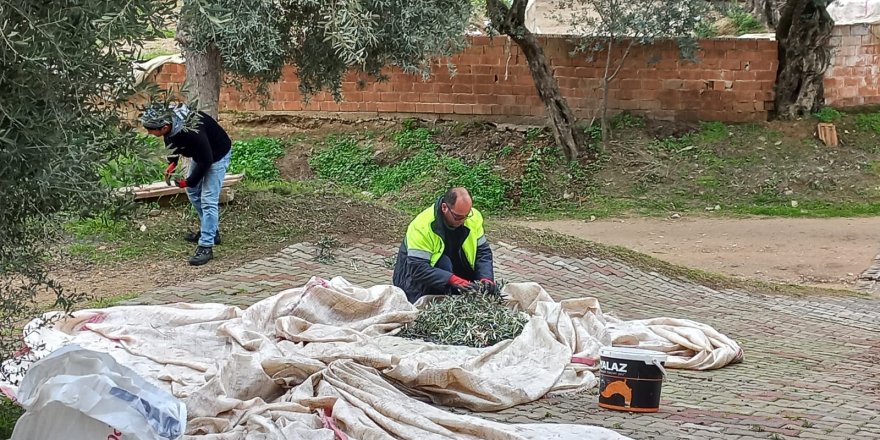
[652,358,668,381]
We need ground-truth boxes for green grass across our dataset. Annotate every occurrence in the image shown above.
[0,397,23,439]
[813,107,844,123]
[855,112,880,134]
[83,292,139,308]
[310,127,510,212]
[65,212,128,240]
[306,117,880,220]
[725,5,762,35]
[733,201,880,217]
[229,137,286,181]
[138,48,178,61]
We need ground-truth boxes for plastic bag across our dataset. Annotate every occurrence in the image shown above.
[11,345,186,440]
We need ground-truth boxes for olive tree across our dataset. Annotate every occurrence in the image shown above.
[565,0,708,147]
[0,0,175,374]
[175,0,474,118]
[487,0,707,158]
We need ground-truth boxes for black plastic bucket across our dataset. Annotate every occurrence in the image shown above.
[598,347,668,413]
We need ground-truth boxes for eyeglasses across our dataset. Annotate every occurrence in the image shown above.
[444,203,473,221]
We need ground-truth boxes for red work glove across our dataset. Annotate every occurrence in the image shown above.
[164,162,177,186]
[480,278,498,295]
[449,274,474,294]
[174,178,187,188]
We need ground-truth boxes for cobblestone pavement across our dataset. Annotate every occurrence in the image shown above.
[127,240,880,439]
[857,250,880,295]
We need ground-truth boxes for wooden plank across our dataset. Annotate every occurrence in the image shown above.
[119,174,244,200]
[817,123,839,147]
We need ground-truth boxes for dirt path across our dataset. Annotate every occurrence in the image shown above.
[517,216,880,290]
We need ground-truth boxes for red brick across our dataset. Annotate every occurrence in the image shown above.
[470,35,491,46]
[453,94,476,104]
[662,79,683,89]
[376,102,397,112]
[411,82,435,93]
[638,79,659,90]
[379,92,400,102]
[497,95,517,105]
[420,92,439,103]
[472,104,493,115]
[453,65,473,75]
[452,103,473,114]
[475,94,496,105]
[638,100,662,111]
[436,93,455,103]
[735,40,759,50]
[472,84,494,94]
[434,83,454,94]
[414,103,435,113]
[282,101,303,111]
[714,40,737,51]
[373,82,392,92]
[638,89,660,101]
[320,101,340,112]
[733,101,756,112]
[472,65,496,75]
[392,82,413,92]
[515,94,542,106]
[679,70,707,80]
[749,59,777,71]
[733,70,757,81]
[435,103,454,113]
[617,99,639,110]
[397,102,416,113]
[512,85,537,96]
[451,74,474,85]
[755,70,777,81]
[400,92,420,102]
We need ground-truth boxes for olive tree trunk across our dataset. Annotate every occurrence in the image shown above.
[176,18,222,119]
[774,0,834,119]
[487,0,587,161]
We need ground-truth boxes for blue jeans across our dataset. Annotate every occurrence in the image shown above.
[186,151,231,247]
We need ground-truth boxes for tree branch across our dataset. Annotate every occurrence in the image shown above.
[607,39,636,82]
[487,0,528,35]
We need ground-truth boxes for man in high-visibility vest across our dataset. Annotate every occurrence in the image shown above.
[392,187,496,303]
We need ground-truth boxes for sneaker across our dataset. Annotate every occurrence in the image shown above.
[184,231,222,245]
[188,246,213,266]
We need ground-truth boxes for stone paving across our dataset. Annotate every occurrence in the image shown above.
[126,239,880,439]
[857,250,880,295]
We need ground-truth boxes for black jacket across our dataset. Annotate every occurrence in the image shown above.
[164,112,232,187]
[392,199,494,303]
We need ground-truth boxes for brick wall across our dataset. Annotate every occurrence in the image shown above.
[825,24,880,107]
[152,35,778,123]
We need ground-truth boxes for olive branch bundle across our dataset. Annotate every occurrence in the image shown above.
[397,280,528,348]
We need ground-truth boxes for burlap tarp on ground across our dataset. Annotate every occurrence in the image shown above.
[1,277,743,439]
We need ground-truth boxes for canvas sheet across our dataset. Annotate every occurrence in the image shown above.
[1,277,742,439]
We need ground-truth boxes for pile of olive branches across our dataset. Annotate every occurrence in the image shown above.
[397,281,528,348]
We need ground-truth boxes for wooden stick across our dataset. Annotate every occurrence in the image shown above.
[119,173,244,200]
